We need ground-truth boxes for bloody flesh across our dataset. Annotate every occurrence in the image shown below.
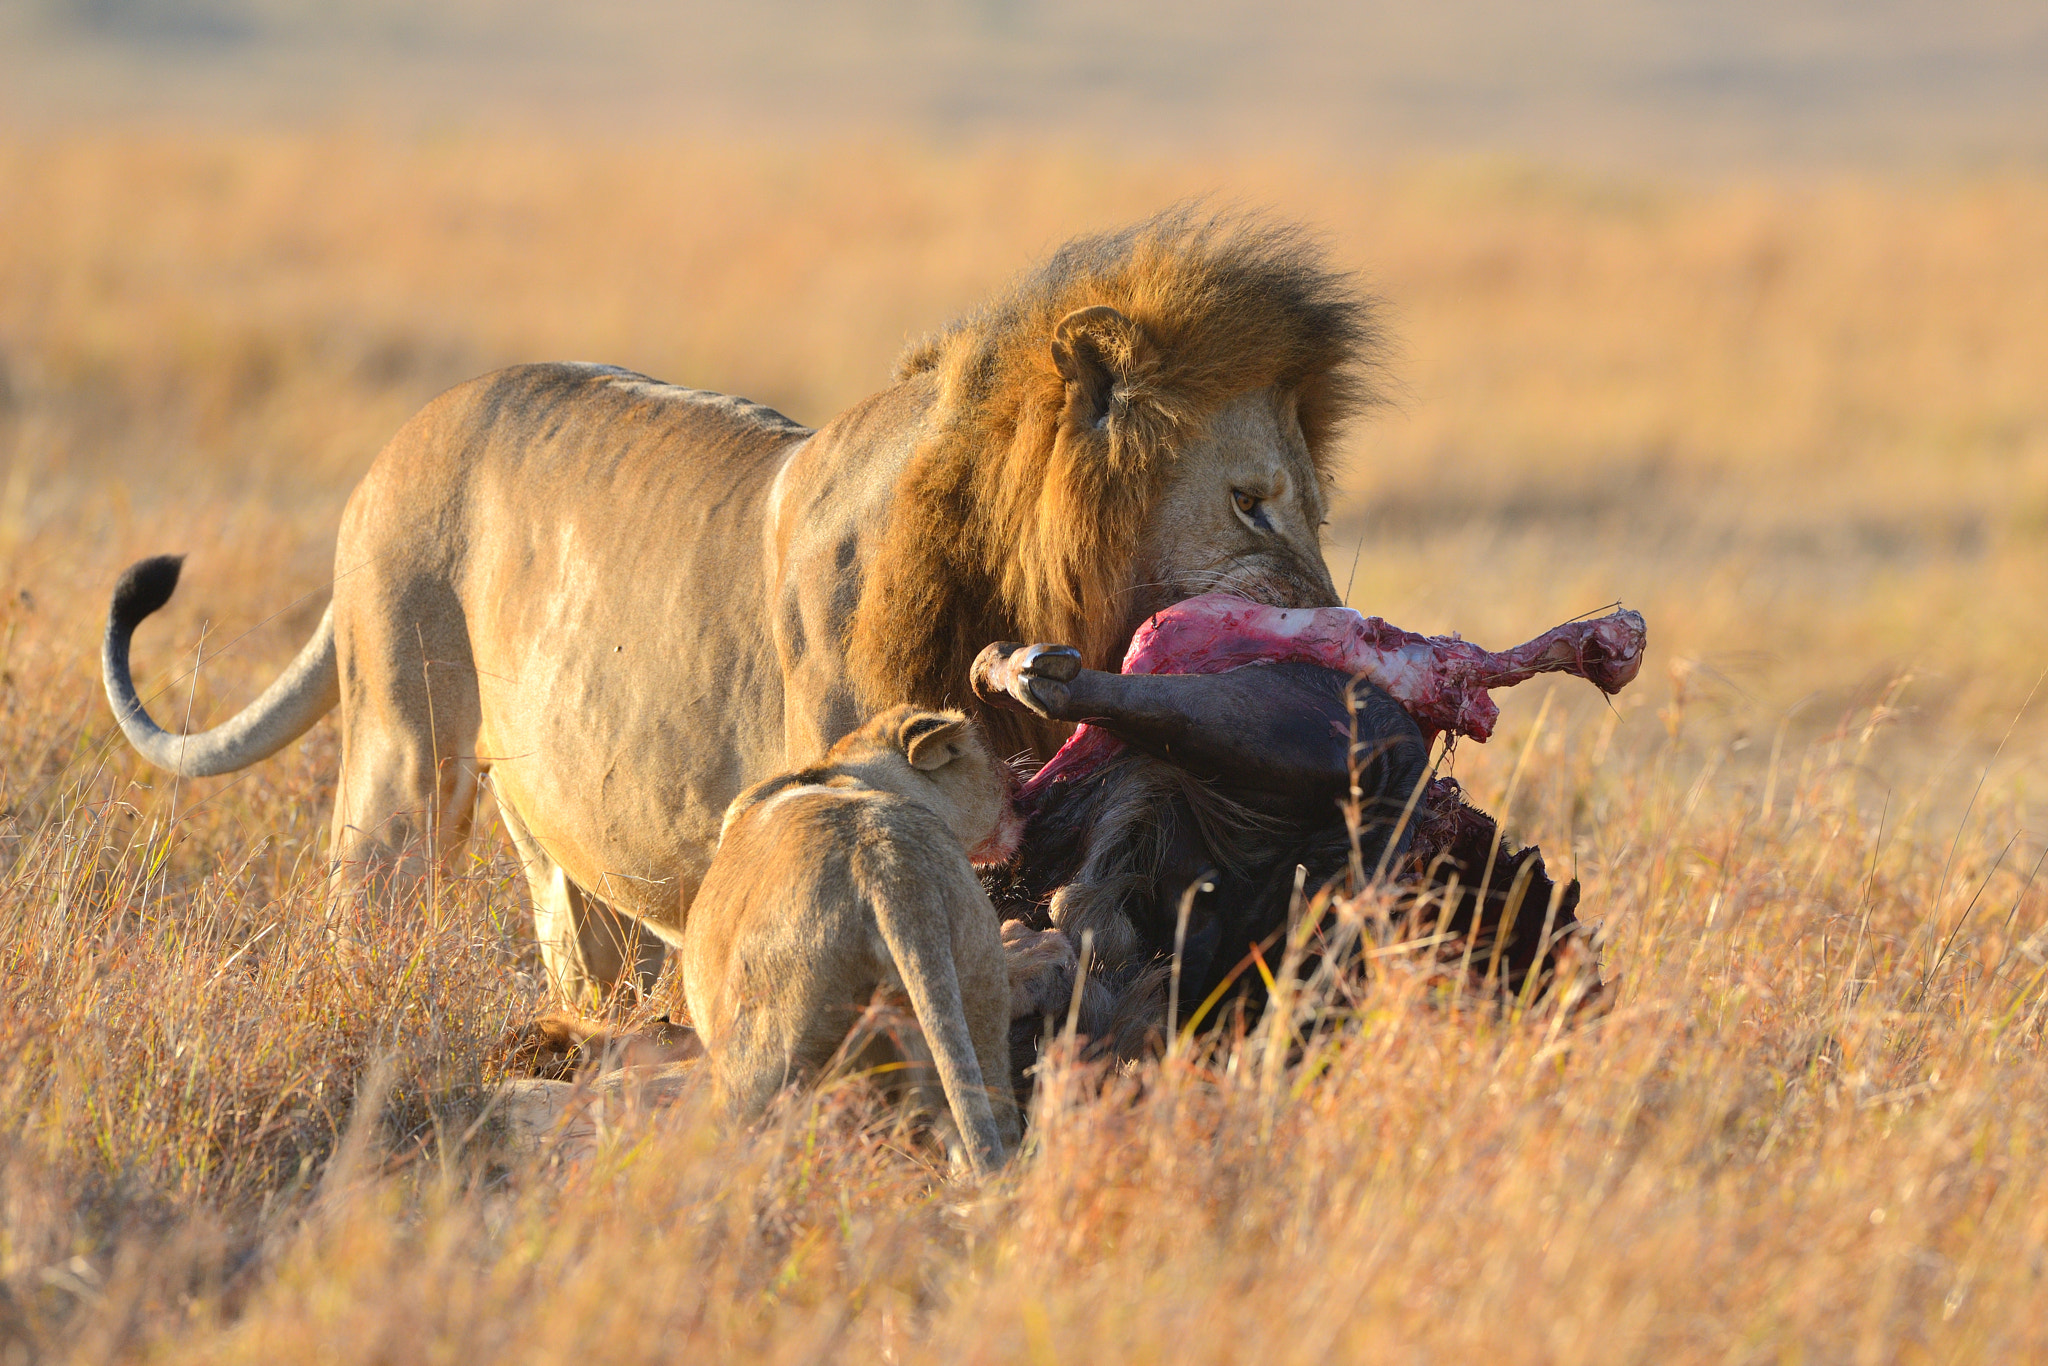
[1020,594,1646,798]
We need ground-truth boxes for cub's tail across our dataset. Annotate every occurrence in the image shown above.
[866,864,1013,1176]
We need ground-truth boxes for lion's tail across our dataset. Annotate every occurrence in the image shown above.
[101,555,340,779]
[867,866,1011,1176]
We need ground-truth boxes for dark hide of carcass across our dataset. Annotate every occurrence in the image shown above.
[984,731,1588,1100]
[975,598,1644,1101]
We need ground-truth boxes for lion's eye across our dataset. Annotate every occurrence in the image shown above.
[1232,489,1261,517]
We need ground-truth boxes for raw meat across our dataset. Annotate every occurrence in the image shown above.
[1021,594,1646,796]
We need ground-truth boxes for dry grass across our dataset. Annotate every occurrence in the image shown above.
[2,131,2045,1362]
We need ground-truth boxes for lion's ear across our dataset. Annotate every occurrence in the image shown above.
[1051,305,1149,429]
[902,711,974,771]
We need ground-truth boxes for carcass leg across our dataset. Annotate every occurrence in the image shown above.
[973,643,1428,826]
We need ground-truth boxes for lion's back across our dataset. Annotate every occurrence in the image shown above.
[384,361,809,491]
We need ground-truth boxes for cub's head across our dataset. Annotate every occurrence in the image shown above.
[827,705,1019,861]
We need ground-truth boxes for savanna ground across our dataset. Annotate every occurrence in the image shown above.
[2,132,2046,1361]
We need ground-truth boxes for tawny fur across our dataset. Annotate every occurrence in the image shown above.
[681,706,1022,1175]
[99,209,1377,1008]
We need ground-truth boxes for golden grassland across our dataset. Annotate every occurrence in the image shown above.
[1,130,2046,1361]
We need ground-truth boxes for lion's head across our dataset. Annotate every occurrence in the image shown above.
[850,208,1383,759]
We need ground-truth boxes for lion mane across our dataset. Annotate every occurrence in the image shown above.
[847,209,1384,750]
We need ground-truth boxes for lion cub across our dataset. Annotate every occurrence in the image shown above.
[682,705,1021,1173]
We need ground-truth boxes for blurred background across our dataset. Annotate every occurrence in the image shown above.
[7,0,2048,165]
[5,14,2046,1356]
[2,0,2044,846]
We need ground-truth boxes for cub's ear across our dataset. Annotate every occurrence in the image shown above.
[902,711,974,772]
[1050,305,1150,430]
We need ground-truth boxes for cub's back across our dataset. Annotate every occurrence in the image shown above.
[690,779,967,992]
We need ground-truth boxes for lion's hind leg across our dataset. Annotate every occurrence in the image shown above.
[324,570,485,917]
[496,791,666,1008]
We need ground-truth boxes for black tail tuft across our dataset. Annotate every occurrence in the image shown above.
[110,555,186,634]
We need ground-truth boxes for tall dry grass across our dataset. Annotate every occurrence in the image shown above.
[1,131,2045,1361]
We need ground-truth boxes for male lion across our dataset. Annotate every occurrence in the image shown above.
[100,210,1378,1003]
[684,705,1019,1174]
